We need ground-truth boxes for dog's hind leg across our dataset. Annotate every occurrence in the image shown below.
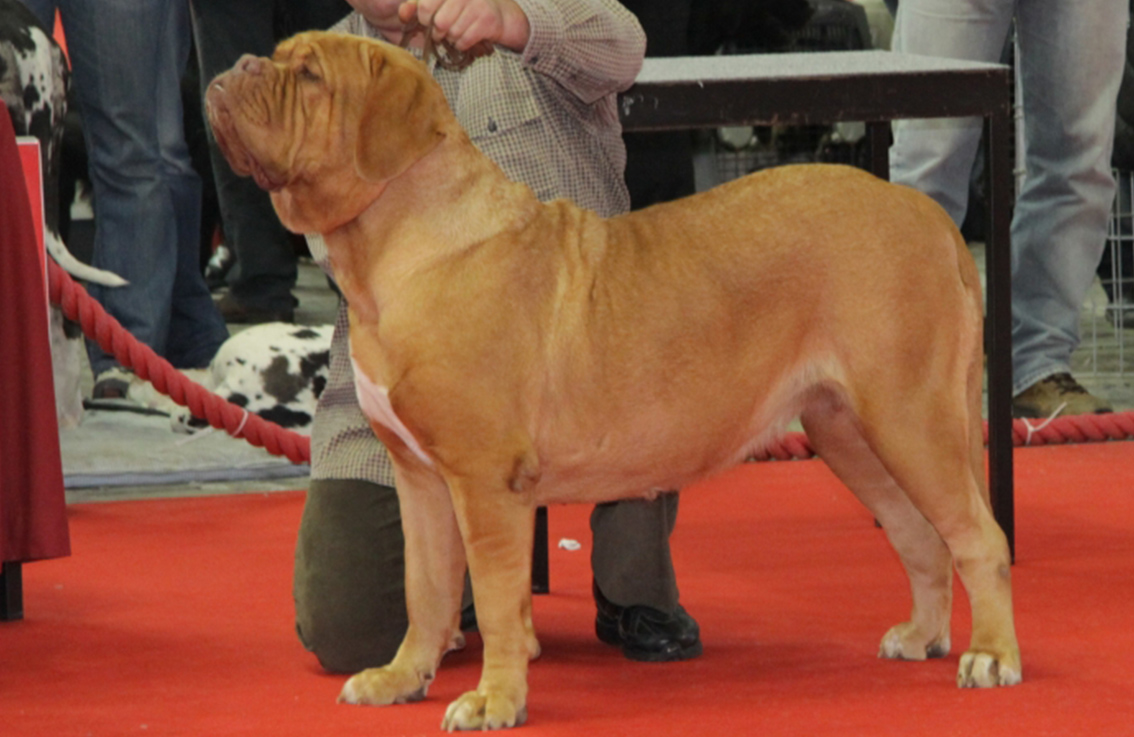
[339,454,468,707]
[826,380,1021,688]
[801,389,954,661]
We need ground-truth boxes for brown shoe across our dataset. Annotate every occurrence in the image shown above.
[215,293,295,324]
[1012,373,1113,419]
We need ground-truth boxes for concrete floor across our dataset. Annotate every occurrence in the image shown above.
[65,258,337,504]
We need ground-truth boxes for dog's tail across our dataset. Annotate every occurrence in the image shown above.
[45,230,128,287]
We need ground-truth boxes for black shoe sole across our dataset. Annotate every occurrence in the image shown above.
[622,639,703,663]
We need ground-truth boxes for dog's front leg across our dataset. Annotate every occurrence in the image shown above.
[339,456,467,707]
[442,481,538,731]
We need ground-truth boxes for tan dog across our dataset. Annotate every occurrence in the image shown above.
[206,31,1021,731]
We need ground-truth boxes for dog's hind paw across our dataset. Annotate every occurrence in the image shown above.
[338,666,430,706]
[442,690,526,732]
[957,650,1022,687]
[878,623,950,661]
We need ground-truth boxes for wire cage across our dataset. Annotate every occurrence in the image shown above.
[708,0,874,185]
[1076,169,1134,377]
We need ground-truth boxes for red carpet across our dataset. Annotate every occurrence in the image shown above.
[3,442,1134,736]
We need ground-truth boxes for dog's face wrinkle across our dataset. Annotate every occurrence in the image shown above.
[211,46,313,192]
[274,39,343,185]
[259,67,308,190]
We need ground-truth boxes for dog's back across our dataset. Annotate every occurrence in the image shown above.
[524,163,983,502]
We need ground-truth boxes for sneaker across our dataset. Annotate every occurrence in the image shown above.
[91,367,134,400]
[1011,372,1113,419]
[204,244,235,291]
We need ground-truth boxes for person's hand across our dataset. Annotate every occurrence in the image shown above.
[398,0,531,52]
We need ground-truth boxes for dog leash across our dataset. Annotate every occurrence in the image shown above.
[400,19,494,71]
[1021,401,1067,446]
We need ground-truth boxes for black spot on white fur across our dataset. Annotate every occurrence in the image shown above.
[258,405,314,429]
[261,355,306,403]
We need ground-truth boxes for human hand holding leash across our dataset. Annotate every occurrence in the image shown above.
[398,0,531,53]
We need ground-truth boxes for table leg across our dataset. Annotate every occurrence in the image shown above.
[867,120,890,180]
[532,507,549,594]
[984,111,1016,561]
[1,561,23,621]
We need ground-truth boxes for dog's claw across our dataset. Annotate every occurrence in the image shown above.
[338,666,429,706]
[878,623,950,660]
[957,650,1022,687]
[442,690,526,731]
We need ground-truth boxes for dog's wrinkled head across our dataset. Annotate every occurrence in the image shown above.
[205,31,448,233]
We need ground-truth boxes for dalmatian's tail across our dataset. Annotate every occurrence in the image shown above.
[45,230,127,287]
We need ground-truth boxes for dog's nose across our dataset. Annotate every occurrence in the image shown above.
[236,54,265,75]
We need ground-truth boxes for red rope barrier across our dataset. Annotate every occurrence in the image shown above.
[49,259,1134,465]
[754,407,1134,461]
[48,259,311,465]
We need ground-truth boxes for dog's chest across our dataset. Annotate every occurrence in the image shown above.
[350,356,433,466]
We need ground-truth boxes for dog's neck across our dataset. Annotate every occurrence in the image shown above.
[321,124,539,322]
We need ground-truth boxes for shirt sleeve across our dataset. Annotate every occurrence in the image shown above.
[513,0,645,104]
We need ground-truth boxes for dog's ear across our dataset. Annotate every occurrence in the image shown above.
[354,49,446,183]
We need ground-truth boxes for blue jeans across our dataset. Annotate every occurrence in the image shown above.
[21,0,228,376]
[889,0,1128,394]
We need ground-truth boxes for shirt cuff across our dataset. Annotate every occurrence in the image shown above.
[512,0,566,73]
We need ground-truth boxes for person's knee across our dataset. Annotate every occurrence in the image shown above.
[294,588,406,673]
[293,478,408,673]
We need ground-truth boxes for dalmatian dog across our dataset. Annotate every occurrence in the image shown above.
[0,0,66,203]
[2,0,125,428]
[150,322,332,437]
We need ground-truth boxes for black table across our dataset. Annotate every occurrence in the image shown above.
[620,51,1016,556]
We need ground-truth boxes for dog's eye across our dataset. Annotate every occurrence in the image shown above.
[292,53,324,82]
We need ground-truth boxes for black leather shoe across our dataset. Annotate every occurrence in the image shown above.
[593,579,702,662]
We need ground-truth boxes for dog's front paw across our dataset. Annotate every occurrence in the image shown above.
[338,666,431,706]
[957,649,1022,688]
[878,622,950,661]
[441,689,527,731]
